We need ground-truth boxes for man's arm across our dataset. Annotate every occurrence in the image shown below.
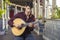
[8,13,21,27]
[28,15,35,31]
[31,15,35,22]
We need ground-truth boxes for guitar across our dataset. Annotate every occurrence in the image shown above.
[11,18,40,36]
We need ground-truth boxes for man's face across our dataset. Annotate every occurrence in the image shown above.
[25,6,31,15]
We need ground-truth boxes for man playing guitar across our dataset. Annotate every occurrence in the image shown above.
[8,2,36,40]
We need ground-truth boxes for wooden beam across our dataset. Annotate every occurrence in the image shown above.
[9,0,33,6]
[42,0,45,23]
[10,0,33,2]
[6,2,25,8]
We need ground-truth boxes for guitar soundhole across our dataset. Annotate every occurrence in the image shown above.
[17,27,22,30]
[18,24,24,29]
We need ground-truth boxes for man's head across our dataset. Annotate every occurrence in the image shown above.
[25,5,31,13]
[23,2,33,16]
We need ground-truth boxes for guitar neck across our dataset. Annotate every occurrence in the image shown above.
[22,21,39,27]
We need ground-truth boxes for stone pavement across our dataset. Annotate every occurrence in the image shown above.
[44,20,60,40]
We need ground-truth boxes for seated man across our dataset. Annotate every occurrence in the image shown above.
[8,2,36,40]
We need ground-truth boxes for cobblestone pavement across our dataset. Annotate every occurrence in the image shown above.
[44,20,60,40]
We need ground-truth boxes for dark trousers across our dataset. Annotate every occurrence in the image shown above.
[14,33,35,40]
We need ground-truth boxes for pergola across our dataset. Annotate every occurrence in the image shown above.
[9,0,43,6]
[6,0,43,18]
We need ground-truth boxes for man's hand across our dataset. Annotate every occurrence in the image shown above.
[29,23,38,27]
[13,24,18,27]
[13,23,21,28]
[34,24,37,27]
[29,23,33,27]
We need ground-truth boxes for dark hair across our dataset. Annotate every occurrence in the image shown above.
[23,2,33,11]
[25,2,33,9]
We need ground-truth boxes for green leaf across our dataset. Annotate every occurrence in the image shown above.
[0,8,6,18]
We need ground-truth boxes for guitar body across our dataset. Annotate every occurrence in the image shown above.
[11,18,26,36]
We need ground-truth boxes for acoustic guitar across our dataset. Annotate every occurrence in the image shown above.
[11,18,40,36]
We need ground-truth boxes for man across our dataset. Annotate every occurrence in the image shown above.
[8,2,35,40]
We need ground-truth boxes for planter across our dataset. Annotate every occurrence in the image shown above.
[0,19,5,35]
[0,19,3,31]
